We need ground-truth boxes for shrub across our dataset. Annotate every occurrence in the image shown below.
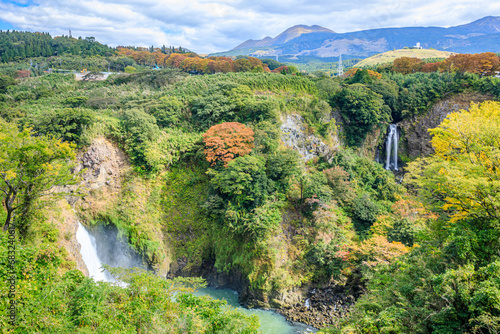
[351,194,380,235]
[27,108,95,146]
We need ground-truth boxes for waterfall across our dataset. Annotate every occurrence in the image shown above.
[76,222,145,283]
[76,222,115,282]
[305,298,311,309]
[385,124,399,171]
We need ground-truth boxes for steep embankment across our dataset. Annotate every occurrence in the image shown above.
[49,137,131,276]
[55,137,170,277]
[399,92,494,159]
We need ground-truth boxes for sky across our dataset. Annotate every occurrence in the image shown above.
[0,0,499,54]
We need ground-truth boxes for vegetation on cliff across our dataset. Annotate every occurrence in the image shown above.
[0,54,499,332]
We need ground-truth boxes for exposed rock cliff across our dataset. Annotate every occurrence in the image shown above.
[399,92,493,158]
[56,137,132,277]
[281,113,340,162]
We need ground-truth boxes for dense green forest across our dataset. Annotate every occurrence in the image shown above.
[0,31,115,62]
[0,49,500,333]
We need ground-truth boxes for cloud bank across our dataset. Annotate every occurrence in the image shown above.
[0,0,499,53]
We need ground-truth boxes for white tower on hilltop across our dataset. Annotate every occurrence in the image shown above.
[337,53,344,77]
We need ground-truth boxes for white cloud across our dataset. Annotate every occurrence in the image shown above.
[0,0,499,53]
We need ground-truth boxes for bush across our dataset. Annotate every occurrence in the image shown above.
[387,218,416,246]
[27,108,95,146]
[63,96,88,107]
[120,108,160,166]
[0,74,15,93]
[150,96,187,127]
[351,194,380,235]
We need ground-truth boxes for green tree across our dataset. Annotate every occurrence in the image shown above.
[335,83,390,146]
[0,75,15,93]
[209,155,271,209]
[0,120,76,232]
[120,108,160,166]
[27,108,95,146]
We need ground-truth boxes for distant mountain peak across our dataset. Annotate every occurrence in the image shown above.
[222,16,500,58]
[452,15,500,33]
[231,24,334,51]
[274,25,335,44]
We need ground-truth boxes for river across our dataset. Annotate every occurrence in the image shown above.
[77,222,316,333]
[194,287,316,334]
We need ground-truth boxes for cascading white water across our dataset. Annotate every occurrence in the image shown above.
[76,222,115,282]
[305,298,311,310]
[385,124,399,171]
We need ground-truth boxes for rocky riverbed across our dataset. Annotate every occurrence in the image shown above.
[278,285,357,329]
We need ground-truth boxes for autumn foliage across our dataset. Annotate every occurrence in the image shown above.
[203,122,255,167]
[392,57,424,74]
[439,52,500,75]
[344,67,382,79]
[117,47,270,74]
[392,52,500,76]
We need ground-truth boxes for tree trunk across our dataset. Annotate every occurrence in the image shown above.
[2,209,12,231]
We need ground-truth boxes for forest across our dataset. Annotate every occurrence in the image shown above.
[0,36,500,333]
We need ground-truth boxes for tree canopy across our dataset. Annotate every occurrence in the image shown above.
[0,120,76,232]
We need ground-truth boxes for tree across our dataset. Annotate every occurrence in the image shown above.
[27,108,94,146]
[393,57,424,74]
[203,122,254,167]
[209,155,270,208]
[0,120,76,232]
[335,83,390,146]
[0,74,15,93]
[121,108,160,166]
[407,101,500,223]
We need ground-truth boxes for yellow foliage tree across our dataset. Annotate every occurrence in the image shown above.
[406,101,500,223]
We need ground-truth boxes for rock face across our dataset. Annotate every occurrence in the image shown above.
[399,93,493,158]
[278,285,358,329]
[76,137,129,191]
[281,114,339,162]
[56,137,131,277]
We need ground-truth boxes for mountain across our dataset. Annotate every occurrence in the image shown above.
[215,16,500,59]
[232,25,335,50]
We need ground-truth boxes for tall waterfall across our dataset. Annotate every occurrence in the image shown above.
[76,222,145,283]
[76,222,115,282]
[385,124,399,171]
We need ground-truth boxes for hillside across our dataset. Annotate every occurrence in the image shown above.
[355,48,455,67]
[215,16,500,59]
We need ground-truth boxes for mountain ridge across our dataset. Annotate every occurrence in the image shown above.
[218,16,500,58]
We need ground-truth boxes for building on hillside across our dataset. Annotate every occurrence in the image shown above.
[413,42,422,49]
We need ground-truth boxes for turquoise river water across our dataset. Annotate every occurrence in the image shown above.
[194,288,317,334]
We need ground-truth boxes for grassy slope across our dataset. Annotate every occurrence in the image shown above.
[355,48,455,67]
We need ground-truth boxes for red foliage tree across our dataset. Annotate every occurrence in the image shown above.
[203,122,255,167]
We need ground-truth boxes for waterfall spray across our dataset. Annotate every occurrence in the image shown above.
[77,222,145,283]
[385,124,399,171]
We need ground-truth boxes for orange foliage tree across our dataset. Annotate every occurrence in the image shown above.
[420,62,442,73]
[392,57,424,74]
[440,52,500,76]
[344,67,383,79]
[203,122,254,167]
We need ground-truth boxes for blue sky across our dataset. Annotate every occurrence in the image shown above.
[0,19,14,30]
[0,0,499,53]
